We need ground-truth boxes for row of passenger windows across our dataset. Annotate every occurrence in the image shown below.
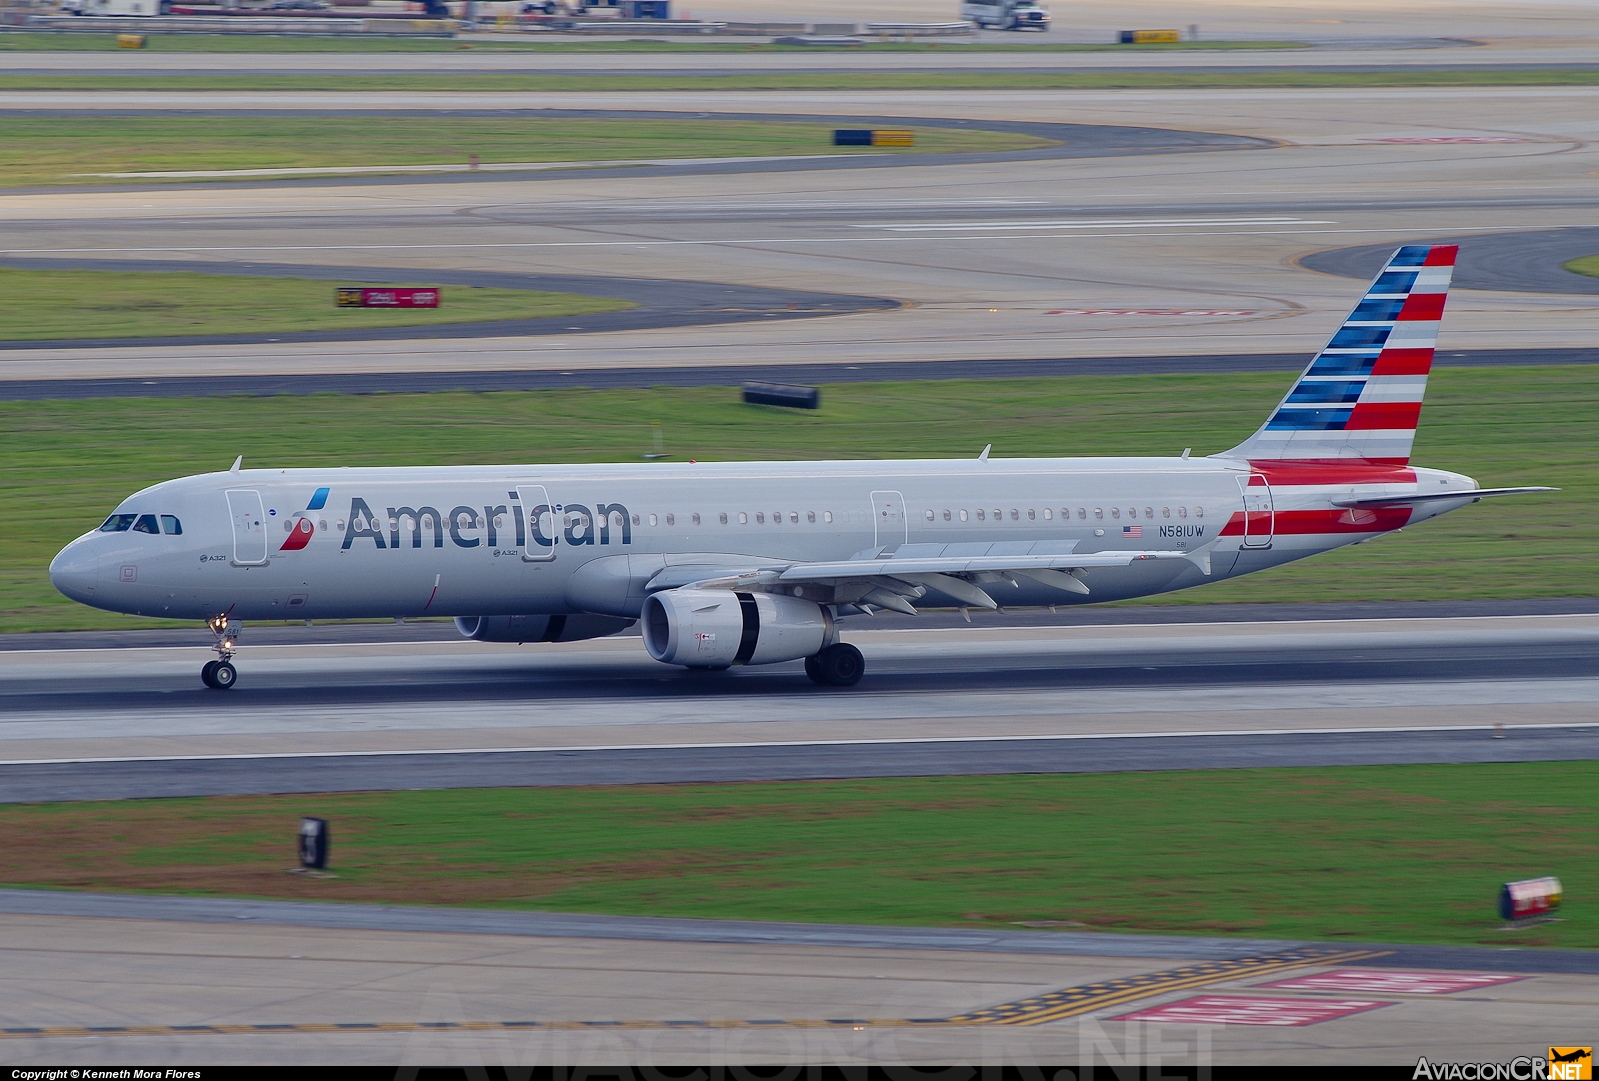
[638,510,836,527]
[100,513,183,535]
[928,506,1201,522]
[341,506,1204,531]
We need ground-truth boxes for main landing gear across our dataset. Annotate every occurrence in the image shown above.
[202,614,239,690]
[805,642,865,687]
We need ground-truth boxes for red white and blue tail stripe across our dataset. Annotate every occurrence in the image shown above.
[1221,244,1457,465]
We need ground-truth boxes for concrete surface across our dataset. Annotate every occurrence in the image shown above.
[3,614,1595,797]
[2,87,1597,384]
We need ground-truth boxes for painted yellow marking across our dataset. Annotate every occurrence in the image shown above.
[0,947,1390,1040]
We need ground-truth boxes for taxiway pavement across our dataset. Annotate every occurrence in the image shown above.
[2,87,1596,385]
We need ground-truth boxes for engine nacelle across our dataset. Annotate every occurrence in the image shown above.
[454,613,635,644]
[642,588,828,668]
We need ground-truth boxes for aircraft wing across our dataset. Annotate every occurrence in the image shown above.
[656,545,1204,614]
[1332,486,1557,508]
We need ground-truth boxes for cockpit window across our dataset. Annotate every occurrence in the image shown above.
[160,515,182,535]
[133,514,161,534]
[99,514,136,532]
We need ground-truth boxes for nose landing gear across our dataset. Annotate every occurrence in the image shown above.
[202,614,240,690]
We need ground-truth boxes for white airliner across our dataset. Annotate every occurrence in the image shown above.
[50,244,1551,689]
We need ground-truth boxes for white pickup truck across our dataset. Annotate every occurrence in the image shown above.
[962,0,1048,30]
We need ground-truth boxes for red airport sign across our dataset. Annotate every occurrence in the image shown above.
[336,287,440,309]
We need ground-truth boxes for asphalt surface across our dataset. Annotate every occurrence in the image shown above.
[3,346,1593,400]
[2,108,1270,199]
[5,727,1596,804]
[1,887,1593,974]
[0,254,899,349]
[5,613,1595,801]
[1302,227,1599,295]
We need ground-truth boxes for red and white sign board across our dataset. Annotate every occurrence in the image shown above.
[1258,969,1526,996]
[1109,995,1393,1027]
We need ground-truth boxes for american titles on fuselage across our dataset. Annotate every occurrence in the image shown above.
[277,496,1211,553]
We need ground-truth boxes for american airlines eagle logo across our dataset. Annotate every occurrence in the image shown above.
[279,487,330,552]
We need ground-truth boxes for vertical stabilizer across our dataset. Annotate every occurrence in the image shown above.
[1220,244,1457,464]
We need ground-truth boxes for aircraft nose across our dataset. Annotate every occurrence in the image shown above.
[49,536,107,603]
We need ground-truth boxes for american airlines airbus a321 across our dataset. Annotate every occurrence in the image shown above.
[50,245,1553,689]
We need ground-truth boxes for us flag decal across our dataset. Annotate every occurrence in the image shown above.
[1123,525,1143,538]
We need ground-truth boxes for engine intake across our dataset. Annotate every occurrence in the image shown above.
[455,613,635,644]
[642,588,828,668]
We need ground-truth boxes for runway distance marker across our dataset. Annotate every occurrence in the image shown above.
[0,947,1386,1041]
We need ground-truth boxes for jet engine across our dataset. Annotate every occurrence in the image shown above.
[454,613,635,644]
[642,588,828,668]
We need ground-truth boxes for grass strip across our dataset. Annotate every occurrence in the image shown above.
[0,116,1049,187]
[0,366,1591,633]
[1563,255,1599,279]
[2,764,1592,949]
[0,68,1596,92]
[0,31,1309,53]
[0,267,633,340]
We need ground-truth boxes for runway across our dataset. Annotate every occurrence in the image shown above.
[4,614,1595,801]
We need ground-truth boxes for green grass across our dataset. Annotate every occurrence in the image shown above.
[1,67,1597,93]
[0,31,1308,53]
[1564,254,1599,279]
[0,267,632,340]
[0,116,1049,187]
[1,366,1591,633]
[2,765,1593,949]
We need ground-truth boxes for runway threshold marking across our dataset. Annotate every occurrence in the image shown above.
[0,947,1386,1041]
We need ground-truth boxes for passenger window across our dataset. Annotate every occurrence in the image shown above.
[1128,508,1137,520]
[993,509,1001,520]
[1178,506,1188,518]
[1042,508,1051,520]
[1010,509,1019,521]
[160,514,182,535]
[789,512,798,524]
[1028,508,1036,520]
[133,514,160,534]
[1145,507,1154,519]
[336,520,346,531]
[943,509,952,521]
[740,512,749,524]
[1162,507,1171,518]
[823,511,833,524]
[691,513,701,526]
[1111,508,1120,520]
[1195,506,1204,518]
[807,511,816,523]
[631,514,640,526]
[649,514,658,527]
[666,513,676,526]
[959,509,968,522]
[756,512,765,524]
[720,512,729,525]
[925,509,934,522]
[976,509,985,521]
[1079,508,1088,520]
[99,514,136,532]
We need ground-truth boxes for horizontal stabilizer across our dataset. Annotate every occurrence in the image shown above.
[1333,486,1558,508]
